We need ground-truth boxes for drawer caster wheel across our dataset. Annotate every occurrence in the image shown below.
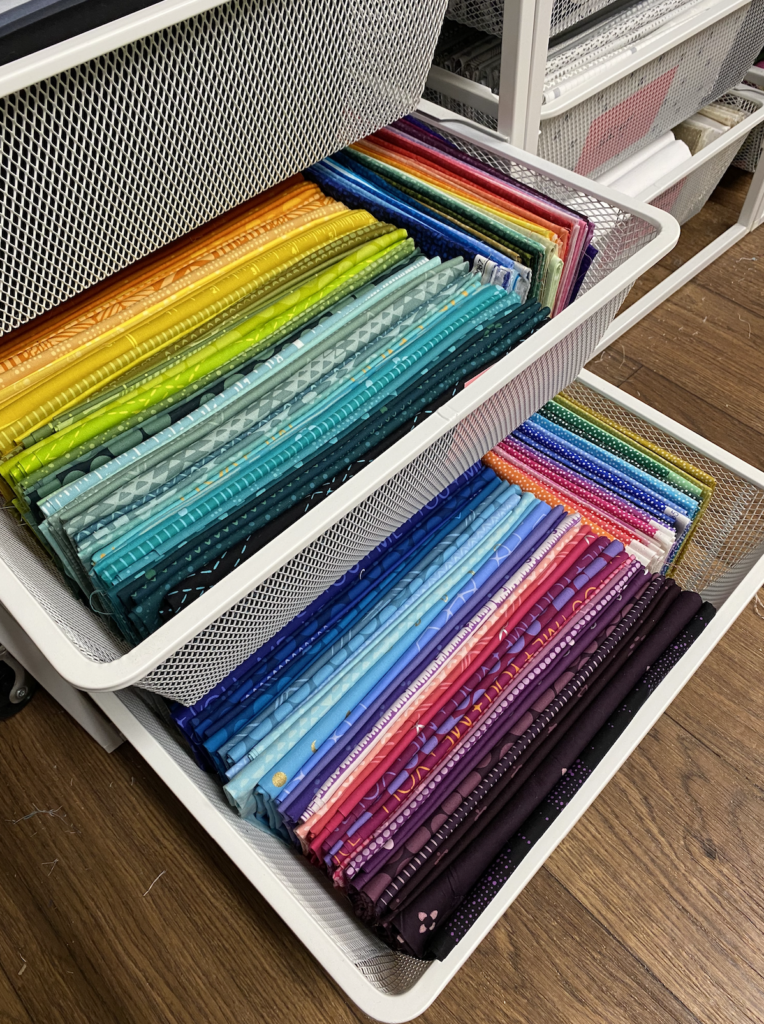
[0,648,38,720]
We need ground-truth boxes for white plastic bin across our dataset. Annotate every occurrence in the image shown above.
[69,369,764,1023]
[0,101,678,706]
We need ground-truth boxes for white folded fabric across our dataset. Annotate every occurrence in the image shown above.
[596,131,675,184]
[608,138,693,196]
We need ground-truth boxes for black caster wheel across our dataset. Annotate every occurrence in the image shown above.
[0,649,38,720]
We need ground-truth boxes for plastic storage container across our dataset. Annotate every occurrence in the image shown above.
[76,368,764,1023]
[0,102,678,705]
[0,0,448,336]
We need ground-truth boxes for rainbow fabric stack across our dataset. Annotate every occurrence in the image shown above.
[171,390,716,960]
[0,117,597,643]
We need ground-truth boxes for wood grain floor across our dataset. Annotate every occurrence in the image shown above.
[1,169,763,1024]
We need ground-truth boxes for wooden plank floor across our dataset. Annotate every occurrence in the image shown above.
[1,170,763,1024]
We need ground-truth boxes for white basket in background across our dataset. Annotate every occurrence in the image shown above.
[640,88,764,223]
[0,0,448,336]
[428,0,764,175]
[0,102,678,705]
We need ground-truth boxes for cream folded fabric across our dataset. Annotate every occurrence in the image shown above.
[673,114,729,155]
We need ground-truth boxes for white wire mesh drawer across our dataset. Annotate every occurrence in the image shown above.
[0,0,448,337]
[86,369,764,1022]
[540,0,764,176]
[642,88,764,225]
[445,0,624,40]
[0,103,677,703]
[427,0,764,177]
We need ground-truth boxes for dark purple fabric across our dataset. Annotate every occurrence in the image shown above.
[386,587,702,957]
[350,569,655,913]
[428,599,717,959]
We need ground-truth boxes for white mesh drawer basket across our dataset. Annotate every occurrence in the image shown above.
[445,0,624,41]
[426,0,764,177]
[0,101,678,705]
[80,368,764,1023]
[540,0,764,176]
[0,0,449,337]
[735,64,764,170]
[640,87,764,224]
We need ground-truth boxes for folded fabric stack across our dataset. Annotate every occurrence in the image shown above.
[0,117,597,644]
[434,0,705,105]
[486,392,715,570]
[673,101,748,155]
[170,391,716,961]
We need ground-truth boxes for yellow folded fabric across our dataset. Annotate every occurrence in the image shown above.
[2,229,408,482]
[0,175,316,372]
[0,207,374,454]
[0,198,345,404]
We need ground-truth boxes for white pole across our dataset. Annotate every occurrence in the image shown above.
[496,0,536,143]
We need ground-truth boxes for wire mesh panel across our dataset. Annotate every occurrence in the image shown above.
[0,0,448,336]
[563,381,764,602]
[734,120,764,170]
[445,0,623,39]
[539,0,764,175]
[735,75,764,170]
[649,148,736,224]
